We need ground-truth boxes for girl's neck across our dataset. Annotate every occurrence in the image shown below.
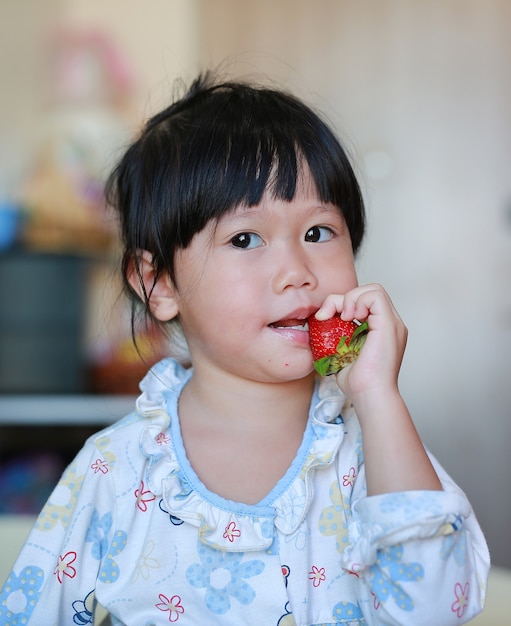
[177,371,316,504]
[180,369,315,434]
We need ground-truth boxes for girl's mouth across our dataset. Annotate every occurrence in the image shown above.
[269,318,309,331]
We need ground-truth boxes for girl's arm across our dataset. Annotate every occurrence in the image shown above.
[318,285,489,624]
[315,284,442,495]
[341,457,490,625]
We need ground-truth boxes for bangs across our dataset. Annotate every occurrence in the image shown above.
[171,82,363,248]
[192,125,301,212]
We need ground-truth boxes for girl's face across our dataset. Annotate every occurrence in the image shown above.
[172,168,358,384]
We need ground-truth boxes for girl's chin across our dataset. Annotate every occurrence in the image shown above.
[267,359,316,383]
[226,358,314,385]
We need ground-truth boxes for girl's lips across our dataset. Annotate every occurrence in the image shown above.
[269,306,318,330]
[269,318,309,331]
[268,318,311,346]
[267,307,317,346]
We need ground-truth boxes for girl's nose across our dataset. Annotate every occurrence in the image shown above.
[271,243,318,292]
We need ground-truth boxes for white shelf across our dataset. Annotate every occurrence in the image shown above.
[0,395,136,425]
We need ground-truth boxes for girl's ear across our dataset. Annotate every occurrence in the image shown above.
[127,250,179,321]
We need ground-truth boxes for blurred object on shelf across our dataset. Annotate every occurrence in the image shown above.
[47,27,135,107]
[0,452,63,514]
[21,137,118,254]
[88,324,168,395]
[0,251,87,393]
[20,27,137,255]
[0,421,116,518]
[0,203,21,252]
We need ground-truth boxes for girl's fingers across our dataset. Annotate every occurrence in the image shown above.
[342,284,389,320]
[316,284,398,327]
[314,294,345,320]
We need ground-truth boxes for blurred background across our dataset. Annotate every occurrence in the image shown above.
[0,0,510,571]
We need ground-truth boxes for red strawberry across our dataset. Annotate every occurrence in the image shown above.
[308,314,368,376]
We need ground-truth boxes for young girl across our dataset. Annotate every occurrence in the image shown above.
[1,73,489,625]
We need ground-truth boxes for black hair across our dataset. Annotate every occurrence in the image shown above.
[106,72,365,325]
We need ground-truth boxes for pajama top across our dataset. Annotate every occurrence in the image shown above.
[0,358,490,625]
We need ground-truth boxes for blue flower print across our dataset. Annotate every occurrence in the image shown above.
[441,527,467,566]
[332,600,363,622]
[186,542,265,615]
[86,510,112,559]
[369,544,423,612]
[0,565,44,625]
[85,509,127,583]
[379,492,443,522]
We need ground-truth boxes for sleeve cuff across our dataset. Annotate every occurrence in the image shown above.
[340,489,471,571]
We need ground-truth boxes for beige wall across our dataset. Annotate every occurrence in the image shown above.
[0,0,61,191]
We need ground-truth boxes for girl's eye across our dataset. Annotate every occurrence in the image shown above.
[305,225,334,243]
[230,232,263,249]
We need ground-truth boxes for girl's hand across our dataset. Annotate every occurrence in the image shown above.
[314,284,408,402]
[316,284,442,495]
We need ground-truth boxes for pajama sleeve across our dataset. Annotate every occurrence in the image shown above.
[340,455,490,626]
[0,437,120,625]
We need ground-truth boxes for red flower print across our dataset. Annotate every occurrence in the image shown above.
[342,466,356,487]
[451,581,469,618]
[347,562,362,578]
[91,458,109,474]
[54,551,77,584]
[308,565,326,588]
[135,480,156,512]
[156,593,185,622]
[223,521,241,543]
[156,432,170,445]
[371,590,381,610]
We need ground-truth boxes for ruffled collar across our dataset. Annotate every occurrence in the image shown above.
[139,358,348,551]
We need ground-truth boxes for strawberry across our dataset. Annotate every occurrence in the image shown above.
[308,314,368,376]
